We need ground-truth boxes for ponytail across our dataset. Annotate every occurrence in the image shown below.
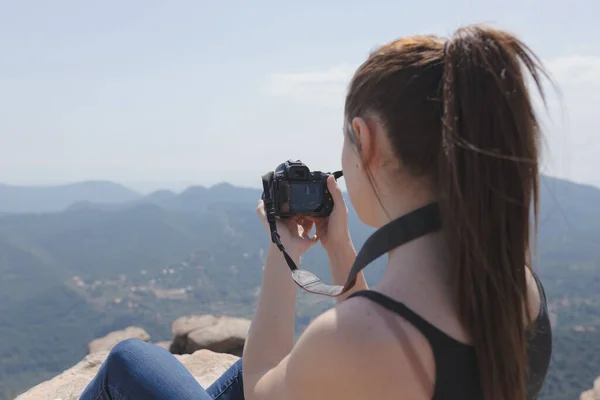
[440,26,548,400]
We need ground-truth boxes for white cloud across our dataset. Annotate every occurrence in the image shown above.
[542,55,600,120]
[262,65,355,108]
[540,55,600,187]
[546,55,600,85]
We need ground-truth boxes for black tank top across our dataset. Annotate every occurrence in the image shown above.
[346,272,552,399]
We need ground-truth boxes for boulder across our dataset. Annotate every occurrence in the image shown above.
[154,341,172,350]
[185,317,250,356]
[87,326,150,354]
[170,315,250,357]
[172,314,218,337]
[177,350,240,387]
[581,376,600,400]
[170,315,219,353]
[15,349,239,400]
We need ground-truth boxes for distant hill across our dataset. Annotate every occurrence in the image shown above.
[139,182,261,212]
[0,181,142,214]
[0,175,599,400]
[61,182,261,214]
[537,176,600,265]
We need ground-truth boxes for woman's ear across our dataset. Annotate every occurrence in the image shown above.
[351,117,375,170]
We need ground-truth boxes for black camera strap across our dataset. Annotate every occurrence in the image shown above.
[261,171,442,297]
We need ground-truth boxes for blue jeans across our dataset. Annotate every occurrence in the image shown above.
[80,338,244,400]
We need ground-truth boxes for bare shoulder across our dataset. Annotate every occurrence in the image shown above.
[525,267,543,320]
[284,295,435,400]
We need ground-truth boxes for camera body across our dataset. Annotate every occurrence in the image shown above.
[263,160,335,218]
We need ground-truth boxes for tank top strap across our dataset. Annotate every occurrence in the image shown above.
[346,290,463,348]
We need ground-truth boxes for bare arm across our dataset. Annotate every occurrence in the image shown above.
[243,244,298,383]
[242,197,372,400]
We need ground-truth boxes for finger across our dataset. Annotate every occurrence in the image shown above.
[293,217,304,231]
[300,218,315,238]
[311,217,327,236]
[294,218,305,238]
[301,219,314,239]
[327,175,345,203]
[256,203,272,233]
[298,231,319,247]
[256,200,266,218]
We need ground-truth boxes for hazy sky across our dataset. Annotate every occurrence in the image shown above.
[1,0,598,193]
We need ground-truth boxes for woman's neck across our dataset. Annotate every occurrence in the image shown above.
[371,175,437,229]
[368,176,452,297]
[376,230,453,299]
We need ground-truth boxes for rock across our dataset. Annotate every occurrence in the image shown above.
[15,351,109,400]
[172,314,219,337]
[170,315,250,357]
[185,317,250,357]
[170,315,219,353]
[87,327,150,354]
[154,341,172,350]
[581,376,600,400]
[15,349,239,400]
[177,350,240,388]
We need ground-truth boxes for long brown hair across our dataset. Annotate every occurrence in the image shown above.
[344,25,549,400]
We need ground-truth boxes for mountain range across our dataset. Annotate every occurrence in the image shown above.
[0,181,141,214]
[0,175,599,400]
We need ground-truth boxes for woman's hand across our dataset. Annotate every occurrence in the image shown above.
[308,175,353,253]
[256,200,319,259]
[307,175,365,299]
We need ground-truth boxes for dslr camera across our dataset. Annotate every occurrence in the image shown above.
[262,160,339,218]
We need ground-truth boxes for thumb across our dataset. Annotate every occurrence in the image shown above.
[327,175,345,203]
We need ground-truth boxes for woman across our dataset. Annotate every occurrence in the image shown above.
[81,24,552,400]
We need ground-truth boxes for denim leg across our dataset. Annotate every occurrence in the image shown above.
[206,358,245,399]
[79,338,213,400]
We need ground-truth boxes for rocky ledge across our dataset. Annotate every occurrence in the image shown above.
[19,313,597,400]
[15,349,238,400]
[15,314,250,400]
[581,377,600,400]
